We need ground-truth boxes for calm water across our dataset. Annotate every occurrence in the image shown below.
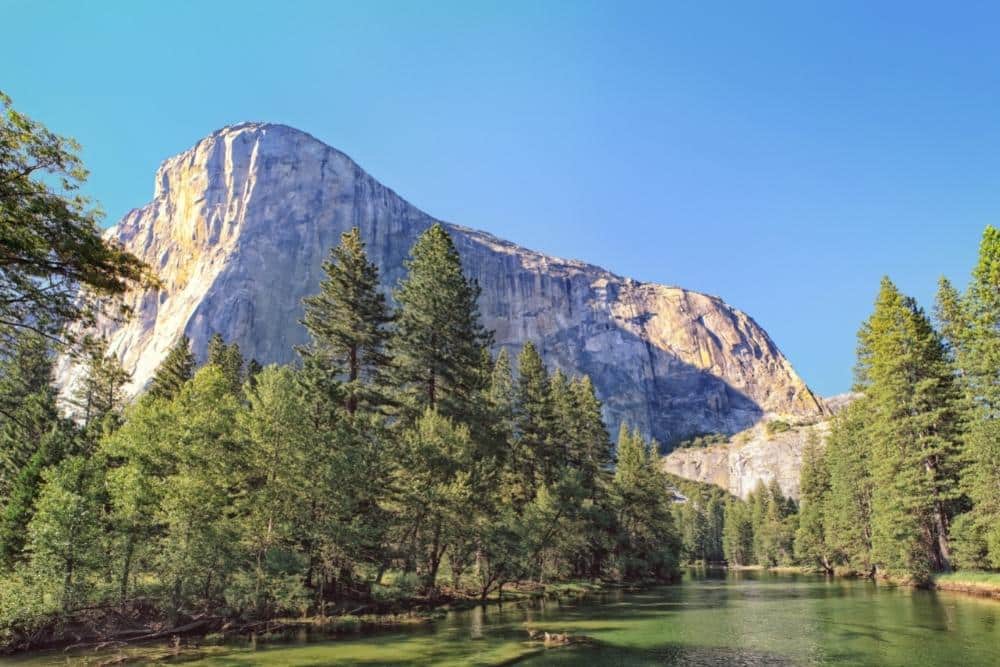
[7,571,999,666]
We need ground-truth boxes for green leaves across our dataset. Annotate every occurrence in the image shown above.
[0,91,152,349]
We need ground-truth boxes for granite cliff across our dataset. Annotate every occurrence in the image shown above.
[56,123,825,446]
[662,421,829,500]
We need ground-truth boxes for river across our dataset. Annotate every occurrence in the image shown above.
[7,570,999,665]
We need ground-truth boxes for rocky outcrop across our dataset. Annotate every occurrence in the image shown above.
[661,420,829,499]
[56,122,825,445]
[823,392,861,414]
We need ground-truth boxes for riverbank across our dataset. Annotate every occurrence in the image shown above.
[9,571,1000,667]
[0,578,624,657]
[723,564,813,574]
[932,572,1000,599]
[725,565,1000,600]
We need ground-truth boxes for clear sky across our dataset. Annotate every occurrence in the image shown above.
[4,1,999,396]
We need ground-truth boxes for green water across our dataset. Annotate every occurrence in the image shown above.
[7,571,999,666]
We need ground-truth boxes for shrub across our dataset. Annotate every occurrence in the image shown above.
[765,420,792,437]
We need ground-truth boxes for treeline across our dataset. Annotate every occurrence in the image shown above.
[675,228,1000,583]
[794,227,1000,583]
[670,473,799,568]
[0,224,682,648]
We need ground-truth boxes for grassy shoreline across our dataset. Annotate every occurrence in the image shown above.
[931,572,1000,599]
[710,563,1000,600]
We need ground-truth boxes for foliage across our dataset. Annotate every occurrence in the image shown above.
[300,227,392,414]
[938,227,1000,568]
[0,91,151,349]
[674,432,728,449]
[0,223,680,651]
[612,425,681,580]
[390,223,492,427]
[794,430,832,571]
[765,420,792,437]
[148,335,195,400]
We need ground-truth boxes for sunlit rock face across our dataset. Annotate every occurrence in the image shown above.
[662,421,830,500]
[56,123,824,445]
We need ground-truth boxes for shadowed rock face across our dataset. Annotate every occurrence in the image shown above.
[56,123,824,446]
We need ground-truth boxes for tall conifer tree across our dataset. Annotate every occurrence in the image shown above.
[941,227,1000,567]
[856,278,962,579]
[514,342,555,491]
[148,335,195,400]
[390,224,491,426]
[301,227,392,414]
[794,430,832,572]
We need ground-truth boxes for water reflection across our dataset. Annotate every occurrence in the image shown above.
[6,572,998,666]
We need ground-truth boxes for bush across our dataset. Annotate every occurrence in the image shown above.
[0,572,59,649]
[675,432,728,449]
[765,420,792,437]
[949,513,991,571]
[371,572,422,603]
[224,568,310,619]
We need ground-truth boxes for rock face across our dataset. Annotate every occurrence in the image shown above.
[56,123,825,446]
[662,421,829,500]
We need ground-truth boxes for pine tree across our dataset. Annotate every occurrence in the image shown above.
[704,494,725,562]
[856,278,963,580]
[758,479,796,566]
[612,424,681,580]
[615,423,645,488]
[0,329,52,423]
[514,342,555,491]
[206,334,245,394]
[935,277,968,358]
[548,369,575,466]
[723,498,754,566]
[823,399,874,574]
[148,335,195,400]
[0,422,75,565]
[71,338,130,431]
[390,224,492,427]
[488,348,516,438]
[222,343,244,393]
[207,333,227,367]
[246,359,263,389]
[795,430,832,572]
[945,227,1000,567]
[569,376,613,491]
[300,227,392,414]
[0,331,60,502]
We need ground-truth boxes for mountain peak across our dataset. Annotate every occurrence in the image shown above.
[152,122,354,201]
[60,124,825,446]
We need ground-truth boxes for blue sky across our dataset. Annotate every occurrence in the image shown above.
[4,1,999,395]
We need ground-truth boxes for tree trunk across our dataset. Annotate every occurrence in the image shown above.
[119,533,135,608]
[426,522,445,594]
[347,344,359,414]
